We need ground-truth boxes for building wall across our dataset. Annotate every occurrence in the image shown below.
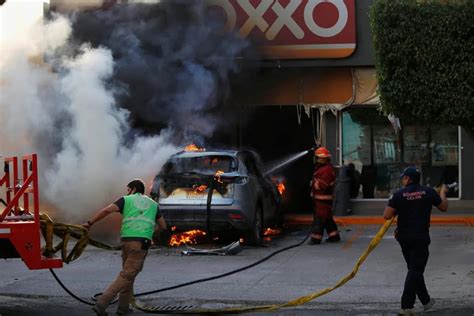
[461,128,474,199]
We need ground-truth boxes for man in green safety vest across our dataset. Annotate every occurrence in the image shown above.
[83,179,167,316]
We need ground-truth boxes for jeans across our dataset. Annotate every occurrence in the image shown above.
[398,238,431,309]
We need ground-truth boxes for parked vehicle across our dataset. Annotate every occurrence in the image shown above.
[150,149,281,245]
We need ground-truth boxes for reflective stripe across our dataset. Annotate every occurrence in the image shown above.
[122,215,156,226]
[0,228,11,234]
[314,194,333,200]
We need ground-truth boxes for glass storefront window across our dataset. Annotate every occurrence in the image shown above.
[342,108,459,199]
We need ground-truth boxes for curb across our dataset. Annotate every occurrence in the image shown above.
[285,215,474,226]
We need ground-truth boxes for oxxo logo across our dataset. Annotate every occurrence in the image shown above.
[207,0,356,59]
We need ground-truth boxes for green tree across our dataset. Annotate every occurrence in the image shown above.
[370,0,473,131]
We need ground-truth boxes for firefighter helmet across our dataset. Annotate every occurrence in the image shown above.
[314,147,331,158]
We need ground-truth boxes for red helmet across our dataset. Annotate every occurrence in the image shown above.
[314,147,331,158]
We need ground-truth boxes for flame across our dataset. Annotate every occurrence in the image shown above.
[264,227,282,236]
[263,227,282,242]
[215,170,224,183]
[168,229,207,247]
[277,183,286,195]
[184,144,205,152]
[194,184,208,193]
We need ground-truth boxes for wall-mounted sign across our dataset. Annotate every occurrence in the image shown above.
[207,0,356,59]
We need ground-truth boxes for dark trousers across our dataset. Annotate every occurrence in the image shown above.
[311,214,339,239]
[398,239,431,309]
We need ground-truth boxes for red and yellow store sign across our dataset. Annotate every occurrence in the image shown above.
[207,0,356,59]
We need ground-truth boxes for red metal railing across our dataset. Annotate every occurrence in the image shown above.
[0,154,62,270]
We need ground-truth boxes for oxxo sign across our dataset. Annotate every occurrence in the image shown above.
[207,0,356,59]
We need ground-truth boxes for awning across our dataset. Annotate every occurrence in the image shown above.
[241,67,379,109]
[244,68,353,108]
[353,68,379,105]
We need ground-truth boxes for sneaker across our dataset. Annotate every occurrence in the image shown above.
[308,238,321,245]
[423,298,435,311]
[397,308,416,315]
[326,235,341,242]
[93,304,108,316]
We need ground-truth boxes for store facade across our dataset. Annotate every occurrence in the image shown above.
[221,0,473,213]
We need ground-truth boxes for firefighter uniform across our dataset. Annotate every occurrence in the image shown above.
[385,166,446,313]
[310,147,340,244]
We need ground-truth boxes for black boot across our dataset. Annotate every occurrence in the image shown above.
[308,238,322,245]
[326,235,341,242]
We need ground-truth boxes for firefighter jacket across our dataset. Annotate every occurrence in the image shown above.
[312,163,336,218]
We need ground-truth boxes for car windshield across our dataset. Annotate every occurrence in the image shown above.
[164,155,238,175]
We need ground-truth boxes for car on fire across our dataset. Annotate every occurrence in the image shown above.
[150,148,282,245]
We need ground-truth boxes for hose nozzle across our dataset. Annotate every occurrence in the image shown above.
[307,145,320,154]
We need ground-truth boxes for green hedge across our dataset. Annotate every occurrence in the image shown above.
[370,0,473,130]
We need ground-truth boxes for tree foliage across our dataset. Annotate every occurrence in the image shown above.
[370,0,473,131]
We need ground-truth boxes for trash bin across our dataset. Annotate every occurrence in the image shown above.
[333,164,352,216]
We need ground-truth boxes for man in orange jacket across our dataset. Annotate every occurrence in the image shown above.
[309,147,341,245]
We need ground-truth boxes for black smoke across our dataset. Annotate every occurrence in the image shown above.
[66,0,256,144]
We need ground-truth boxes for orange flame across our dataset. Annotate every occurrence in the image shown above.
[263,227,282,242]
[168,229,207,247]
[194,184,208,193]
[184,144,205,152]
[277,183,286,195]
[215,170,224,183]
[264,227,282,236]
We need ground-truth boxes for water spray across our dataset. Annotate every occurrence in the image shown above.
[264,147,317,176]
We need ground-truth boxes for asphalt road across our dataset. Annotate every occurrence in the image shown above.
[0,225,473,315]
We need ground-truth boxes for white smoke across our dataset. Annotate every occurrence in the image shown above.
[0,3,178,222]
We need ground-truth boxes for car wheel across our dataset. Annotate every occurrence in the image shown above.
[245,205,263,246]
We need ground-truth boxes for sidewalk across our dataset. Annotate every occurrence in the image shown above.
[285,213,474,226]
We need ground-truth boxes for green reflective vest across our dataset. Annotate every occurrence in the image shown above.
[120,193,158,240]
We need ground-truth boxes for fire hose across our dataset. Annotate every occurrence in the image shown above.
[132,218,394,314]
[44,213,395,313]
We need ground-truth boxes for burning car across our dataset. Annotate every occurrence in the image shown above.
[150,147,281,245]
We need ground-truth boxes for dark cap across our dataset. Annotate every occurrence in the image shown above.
[400,166,421,182]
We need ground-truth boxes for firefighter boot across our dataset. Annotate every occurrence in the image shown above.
[309,238,322,245]
[326,234,341,242]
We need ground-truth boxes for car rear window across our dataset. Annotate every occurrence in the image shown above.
[164,155,237,175]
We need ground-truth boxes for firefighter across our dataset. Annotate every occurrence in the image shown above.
[82,179,167,316]
[383,166,448,315]
[309,147,341,245]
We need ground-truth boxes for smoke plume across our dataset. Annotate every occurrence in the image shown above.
[0,1,252,222]
[68,0,253,143]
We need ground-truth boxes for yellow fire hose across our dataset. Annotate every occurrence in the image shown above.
[40,213,120,264]
[40,213,395,313]
[131,217,395,314]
